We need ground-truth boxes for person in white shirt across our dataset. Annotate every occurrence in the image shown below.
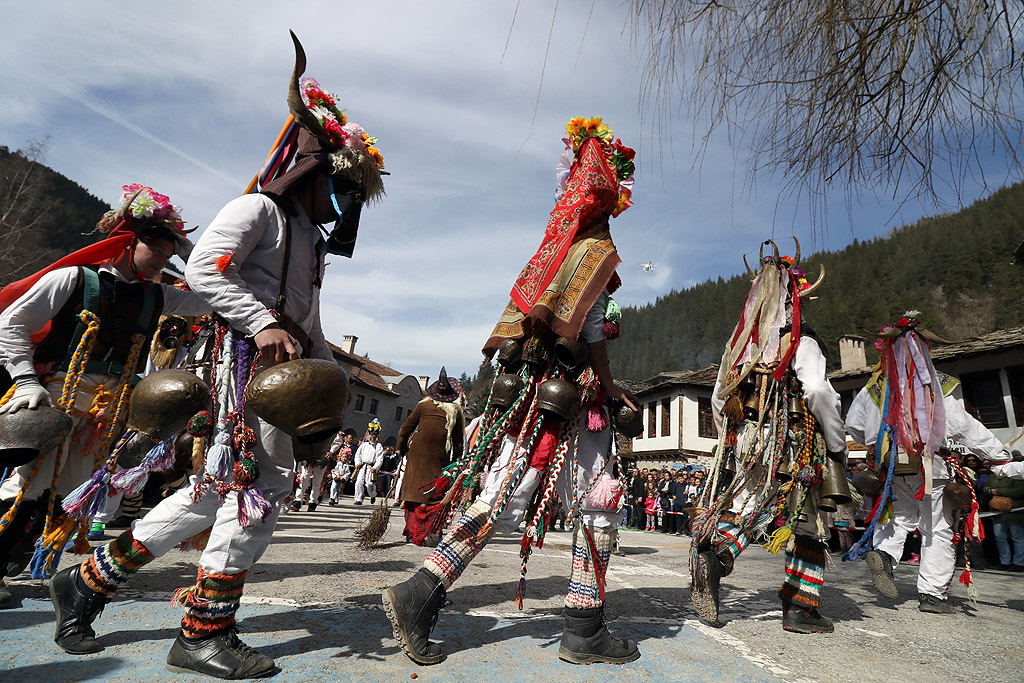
[48,35,385,680]
[845,315,1007,614]
[0,184,206,610]
[353,423,384,504]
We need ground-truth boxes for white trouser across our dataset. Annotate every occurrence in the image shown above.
[353,467,376,502]
[477,413,618,535]
[873,473,956,599]
[1,374,125,503]
[130,369,294,575]
[299,465,326,502]
[329,478,344,502]
[93,487,123,524]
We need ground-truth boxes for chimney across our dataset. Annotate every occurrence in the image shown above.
[838,334,867,372]
[341,335,358,354]
[418,375,430,392]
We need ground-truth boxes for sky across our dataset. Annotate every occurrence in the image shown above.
[2,1,1020,382]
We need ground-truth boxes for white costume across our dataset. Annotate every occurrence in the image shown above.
[353,440,384,503]
[846,389,1004,598]
[0,263,208,504]
[128,193,337,574]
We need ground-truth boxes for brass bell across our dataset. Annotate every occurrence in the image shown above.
[247,359,350,443]
[292,433,335,465]
[0,406,74,468]
[776,451,794,482]
[943,482,973,512]
[818,456,853,513]
[490,373,525,411]
[553,337,588,369]
[743,391,760,422]
[787,376,805,421]
[521,334,552,368]
[614,403,643,438]
[496,338,523,370]
[127,369,212,442]
[536,379,580,421]
[852,469,882,497]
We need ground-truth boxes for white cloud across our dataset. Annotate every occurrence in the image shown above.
[1,1,1013,381]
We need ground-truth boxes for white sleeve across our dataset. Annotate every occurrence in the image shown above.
[159,284,213,317]
[184,196,279,337]
[580,291,608,344]
[793,340,847,454]
[710,377,725,433]
[845,388,879,447]
[304,297,334,361]
[992,461,1024,479]
[0,268,80,378]
[374,445,384,469]
[943,394,1006,461]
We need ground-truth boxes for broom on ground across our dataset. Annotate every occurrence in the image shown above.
[355,466,403,550]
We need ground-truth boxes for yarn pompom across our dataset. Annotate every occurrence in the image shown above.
[188,411,214,437]
[607,271,621,294]
[603,321,620,340]
[215,252,235,273]
[585,404,610,432]
[584,472,622,511]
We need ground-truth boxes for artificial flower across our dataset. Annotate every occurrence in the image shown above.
[129,192,158,218]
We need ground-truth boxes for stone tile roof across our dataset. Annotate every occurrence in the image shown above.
[632,364,720,396]
[327,342,398,397]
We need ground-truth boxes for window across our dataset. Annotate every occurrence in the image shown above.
[395,406,404,422]
[354,394,366,412]
[648,402,656,438]
[1008,365,1024,428]
[661,399,671,437]
[369,398,380,415]
[697,396,718,439]
[960,370,1008,429]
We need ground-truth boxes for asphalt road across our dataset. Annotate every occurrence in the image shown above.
[2,498,1022,682]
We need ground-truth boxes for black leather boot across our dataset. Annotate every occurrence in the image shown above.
[50,564,110,654]
[559,606,640,664]
[690,551,723,623]
[166,627,276,679]
[0,579,12,609]
[864,549,898,599]
[782,604,834,633]
[382,568,447,665]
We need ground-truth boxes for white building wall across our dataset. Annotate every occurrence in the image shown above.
[633,388,679,453]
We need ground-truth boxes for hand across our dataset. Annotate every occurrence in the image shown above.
[254,324,299,365]
[606,383,639,412]
[0,376,53,414]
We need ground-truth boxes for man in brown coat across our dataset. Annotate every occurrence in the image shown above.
[397,368,463,546]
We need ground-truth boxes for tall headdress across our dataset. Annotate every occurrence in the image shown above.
[509,117,634,313]
[249,31,385,257]
[716,238,825,398]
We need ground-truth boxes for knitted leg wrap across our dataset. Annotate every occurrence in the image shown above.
[81,529,156,595]
[712,516,750,576]
[778,534,827,609]
[565,526,614,609]
[423,501,493,589]
[120,492,144,518]
[180,567,248,639]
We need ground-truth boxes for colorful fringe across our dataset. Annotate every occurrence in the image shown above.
[81,529,156,595]
[176,567,248,638]
[424,501,492,589]
[778,535,827,609]
[565,526,614,609]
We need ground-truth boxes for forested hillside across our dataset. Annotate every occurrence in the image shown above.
[610,184,1024,380]
[0,144,111,285]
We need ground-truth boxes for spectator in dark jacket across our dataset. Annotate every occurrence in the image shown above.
[669,472,689,535]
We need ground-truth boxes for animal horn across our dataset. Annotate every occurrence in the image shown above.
[287,30,334,148]
[798,263,826,297]
[743,254,755,278]
[793,236,801,266]
[767,239,780,262]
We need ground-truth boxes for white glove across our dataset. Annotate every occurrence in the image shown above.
[0,375,53,414]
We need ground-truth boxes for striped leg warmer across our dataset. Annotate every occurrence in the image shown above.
[565,526,614,609]
[712,515,750,576]
[120,492,144,518]
[179,567,248,639]
[81,529,156,595]
[778,534,827,609]
[423,501,493,589]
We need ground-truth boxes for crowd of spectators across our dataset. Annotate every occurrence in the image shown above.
[622,466,706,534]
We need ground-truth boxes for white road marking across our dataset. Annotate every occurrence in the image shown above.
[853,627,892,639]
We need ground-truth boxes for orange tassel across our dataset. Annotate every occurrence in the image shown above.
[215,252,235,272]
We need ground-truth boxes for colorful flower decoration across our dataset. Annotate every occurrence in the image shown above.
[301,77,385,169]
[877,310,923,337]
[556,117,636,216]
[121,184,183,227]
[366,418,382,434]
